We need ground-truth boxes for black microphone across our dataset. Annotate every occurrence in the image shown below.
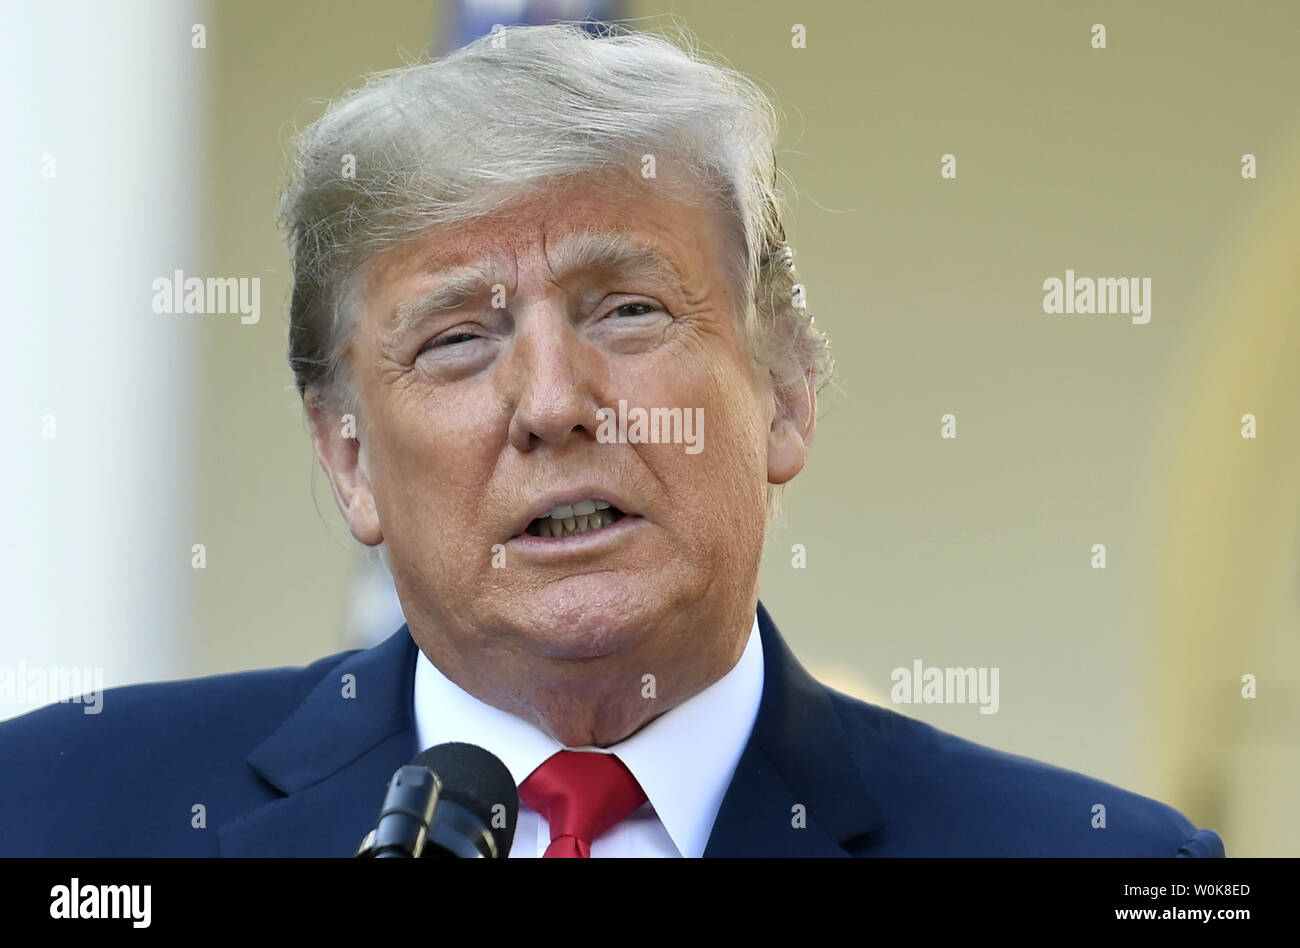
[356,759,442,858]
[356,742,519,858]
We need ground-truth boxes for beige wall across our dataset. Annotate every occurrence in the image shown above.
[191,1,1300,855]
[195,0,439,671]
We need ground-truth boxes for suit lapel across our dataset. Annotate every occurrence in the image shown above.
[704,602,884,856]
[217,626,420,857]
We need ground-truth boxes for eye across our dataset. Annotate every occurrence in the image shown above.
[606,300,665,319]
[421,330,481,352]
[434,331,479,346]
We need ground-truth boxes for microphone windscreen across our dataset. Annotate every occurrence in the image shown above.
[413,742,519,855]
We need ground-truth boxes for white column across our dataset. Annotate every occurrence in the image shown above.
[0,0,207,719]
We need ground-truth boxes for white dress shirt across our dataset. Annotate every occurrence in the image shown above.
[413,613,765,857]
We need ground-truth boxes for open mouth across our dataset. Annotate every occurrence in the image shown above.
[525,499,627,538]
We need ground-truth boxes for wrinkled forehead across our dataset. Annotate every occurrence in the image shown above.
[358,168,742,316]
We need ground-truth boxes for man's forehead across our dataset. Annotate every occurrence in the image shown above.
[380,229,692,341]
[418,227,687,285]
[374,216,700,338]
[385,171,710,278]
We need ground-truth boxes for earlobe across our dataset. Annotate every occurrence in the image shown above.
[306,397,384,546]
[766,370,816,486]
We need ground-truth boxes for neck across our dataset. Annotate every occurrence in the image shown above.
[411,596,757,747]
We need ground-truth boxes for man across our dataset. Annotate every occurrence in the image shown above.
[0,23,1222,857]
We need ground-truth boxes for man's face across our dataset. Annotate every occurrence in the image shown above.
[320,173,792,729]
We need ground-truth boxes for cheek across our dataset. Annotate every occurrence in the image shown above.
[700,354,768,458]
[368,403,491,545]
[655,359,769,521]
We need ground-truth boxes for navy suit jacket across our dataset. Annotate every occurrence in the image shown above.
[0,602,1224,857]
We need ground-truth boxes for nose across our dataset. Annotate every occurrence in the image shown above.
[501,307,601,453]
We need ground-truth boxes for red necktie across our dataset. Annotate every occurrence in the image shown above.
[517,750,648,857]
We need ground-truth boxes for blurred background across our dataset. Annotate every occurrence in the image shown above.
[4,0,1297,856]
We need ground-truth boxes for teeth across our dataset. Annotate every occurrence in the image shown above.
[529,499,622,537]
[530,507,618,537]
[545,499,610,520]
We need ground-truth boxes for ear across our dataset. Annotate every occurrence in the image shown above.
[767,367,817,486]
[306,393,384,546]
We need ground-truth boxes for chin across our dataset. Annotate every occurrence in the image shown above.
[505,577,663,661]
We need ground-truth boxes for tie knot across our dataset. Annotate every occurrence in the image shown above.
[518,751,648,857]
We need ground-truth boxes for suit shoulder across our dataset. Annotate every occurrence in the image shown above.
[0,645,362,855]
[823,688,1224,856]
[0,645,359,750]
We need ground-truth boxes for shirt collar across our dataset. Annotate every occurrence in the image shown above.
[413,613,765,858]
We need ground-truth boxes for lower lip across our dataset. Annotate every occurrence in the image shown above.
[507,514,644,555]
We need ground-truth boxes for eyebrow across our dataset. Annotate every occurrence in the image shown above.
[388,230,687,341]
